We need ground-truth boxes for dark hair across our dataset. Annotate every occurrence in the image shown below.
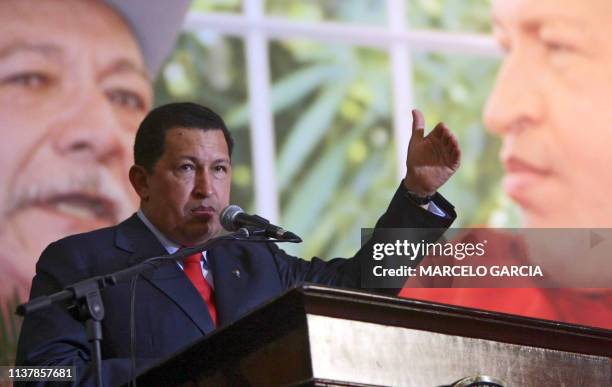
[134,102,234,172]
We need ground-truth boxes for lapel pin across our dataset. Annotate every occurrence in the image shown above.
[232,269,241,278]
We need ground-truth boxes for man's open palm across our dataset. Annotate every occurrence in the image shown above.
[403,109,461,196]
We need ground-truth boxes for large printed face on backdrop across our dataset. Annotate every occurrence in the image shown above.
[484,0,612,228]
[0,0,153,299]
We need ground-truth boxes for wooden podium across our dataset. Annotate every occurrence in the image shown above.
[136,285,611,386]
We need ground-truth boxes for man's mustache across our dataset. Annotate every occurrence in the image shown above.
[5,167,135,222]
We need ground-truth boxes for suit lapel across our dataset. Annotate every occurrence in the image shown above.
[115,214,215,334]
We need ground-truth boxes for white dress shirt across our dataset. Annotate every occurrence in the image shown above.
[137,209,215,289]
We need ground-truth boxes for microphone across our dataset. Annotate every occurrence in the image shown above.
[220,205,302,242]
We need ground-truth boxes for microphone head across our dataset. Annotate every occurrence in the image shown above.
[220,205,244,231]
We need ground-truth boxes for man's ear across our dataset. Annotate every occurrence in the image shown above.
[129,165,150,201]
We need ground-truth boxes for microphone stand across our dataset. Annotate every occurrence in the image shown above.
[15,230,250,387]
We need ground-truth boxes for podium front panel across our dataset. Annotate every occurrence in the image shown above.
[136,286,612,387]
[308,315,609,386]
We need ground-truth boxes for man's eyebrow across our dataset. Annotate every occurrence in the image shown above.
[0,42,62,60]
[518,9,587,31]
[98,58,150,82]
[202,157,232,165]
[213,157,232,164]
[179,156,232,164]
[492,9,586,30]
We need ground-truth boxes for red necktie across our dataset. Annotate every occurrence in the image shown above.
[183,252,217,326]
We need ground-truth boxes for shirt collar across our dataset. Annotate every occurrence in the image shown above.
[137,209,181,255]
[136,209,209,270]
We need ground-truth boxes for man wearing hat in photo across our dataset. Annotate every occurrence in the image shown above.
[0,0,190,309]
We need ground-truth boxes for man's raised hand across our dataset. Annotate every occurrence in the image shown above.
[403,109,461,197]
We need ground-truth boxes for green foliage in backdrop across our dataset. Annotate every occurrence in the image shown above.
[1,292,22,365]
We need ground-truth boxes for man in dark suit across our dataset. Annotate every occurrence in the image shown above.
[16,102,459,385]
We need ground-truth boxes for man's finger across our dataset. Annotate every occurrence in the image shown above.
[447,132,461,167]
[435,123,461,166]
[437,123,459,145]
[448,132,460,150]
[411,109,425,140]
[451,147,461,167]
[443,126,460,149]
[436,124,451,146]
[429,122,447,143]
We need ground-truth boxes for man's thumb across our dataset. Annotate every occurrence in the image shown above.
[411,109,425,141]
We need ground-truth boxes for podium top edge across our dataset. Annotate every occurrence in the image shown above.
[292,284,612,342]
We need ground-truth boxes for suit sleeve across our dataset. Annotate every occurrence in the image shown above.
[15,241,150,387]
[272,182,456,293]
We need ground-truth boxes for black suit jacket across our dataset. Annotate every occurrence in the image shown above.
[16,185,455,386]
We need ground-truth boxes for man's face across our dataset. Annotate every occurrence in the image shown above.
[136,128,232,247]
[485,0,612,228]
[0,0,152,291]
